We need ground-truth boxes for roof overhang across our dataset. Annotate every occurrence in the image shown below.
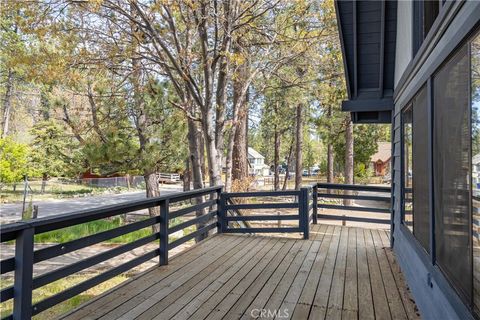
[335,0,397,124]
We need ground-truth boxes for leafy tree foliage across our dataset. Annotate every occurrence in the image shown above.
[29,120,77,179]
[0,137,29,185]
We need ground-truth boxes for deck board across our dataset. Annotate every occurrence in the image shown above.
[62,225,419,320]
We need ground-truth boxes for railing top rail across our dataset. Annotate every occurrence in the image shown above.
[0,186,222,240]
[224,190,300,197]
[316,183,391,192]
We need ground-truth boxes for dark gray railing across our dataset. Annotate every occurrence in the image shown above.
[316,183,392,225]
[0,186,222,320]
[220,187,314,239]
[0,183,390,319]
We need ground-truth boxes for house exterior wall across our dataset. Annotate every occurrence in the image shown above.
[394,0,412,87]
[391,1,480,319]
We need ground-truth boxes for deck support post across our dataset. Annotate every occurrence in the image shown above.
[13,226,34,319]
[159,199,169,266]
[312,184,318,224]
[217,187,225,234]
[300,187,309,239]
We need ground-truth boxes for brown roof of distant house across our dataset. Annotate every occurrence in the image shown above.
[370,142,391,162]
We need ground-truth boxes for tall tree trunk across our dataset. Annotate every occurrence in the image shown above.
[203,118,222,187]
[344,116,354,206]
[1,69,14,138]
[282,138,294,191]
[129,9,162,231]
[183,158,191,192]
[225,132,235,192]
[273,128,281,191]
[41,173,47,194]
[326,105,334,193]
[188,118,205,190]
[231,90,249,187]
[188,117,207,242]
[199,132,206,184]
[144,171,160,232]
[294,103,303,190]
[327,144,334,183]
[227,61,249,191]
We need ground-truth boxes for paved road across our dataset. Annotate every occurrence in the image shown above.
[0,185,183,224]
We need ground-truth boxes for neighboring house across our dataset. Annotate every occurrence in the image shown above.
[336,1,480,319]
[247,147,270,176]
[473,154,480,191]
[370,142,391,176]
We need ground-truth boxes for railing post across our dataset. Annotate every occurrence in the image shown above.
[217,188,226,233]
[217,187,223,233]
[13,226,34,319]
[312,184,318,225]
[159,199,169,266]
[300,187,309,239]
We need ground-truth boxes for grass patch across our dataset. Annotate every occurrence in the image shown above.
[33,217,191,244]
[34,218,153,244]
[0,274,128,319]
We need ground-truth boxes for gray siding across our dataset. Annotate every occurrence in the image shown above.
[394,0,412,86]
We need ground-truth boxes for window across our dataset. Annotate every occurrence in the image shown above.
[402,106,413,231]
[412,86,430,251]
[423,0,439,36]
[402,27,480,314]
[413,0,440,56]
[471,31,480,316]
[402,86,430,252]
[433,42,471,302]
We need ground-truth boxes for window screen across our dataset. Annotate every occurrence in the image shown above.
[401,86,430,253]
[412,86,430,252]
[433,43,472,301]
[402,106,413,231]
[471,31,480,316]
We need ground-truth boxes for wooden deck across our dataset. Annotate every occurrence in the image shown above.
[62,225,420,320]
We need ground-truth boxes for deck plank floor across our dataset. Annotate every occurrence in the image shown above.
[62,225,420,320]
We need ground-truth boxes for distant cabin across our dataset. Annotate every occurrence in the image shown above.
[247,147,270,176]
[473,153,480,191]
[370,142,391,176]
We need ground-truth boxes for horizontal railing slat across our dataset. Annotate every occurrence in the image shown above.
[224,227,302,233]
[317,214,391,225]
[0,286,13,303]
[317,193,391,202]
[168,211,217,234]
[318,204,391,214]
[0,222,28,242]
[317,183,391,192]
[30,233,159,289]
[225,203,298,210]
[168,187,219,204]
[168,223,217,250]
[224,191,300,197]
[0,258,15,276]
[169,200,216,220]
[224,215,299,221]
[31,249,159,316]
